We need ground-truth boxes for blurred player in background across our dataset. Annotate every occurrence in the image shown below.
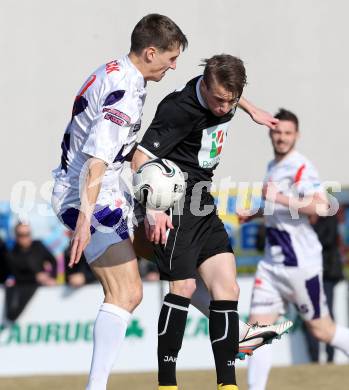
[51,14,187,390]
[303,214,344,362]
[133,55,292,390]
[236,109,349,390]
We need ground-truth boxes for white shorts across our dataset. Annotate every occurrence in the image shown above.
[52,181,135,264]
[250,260,329,321]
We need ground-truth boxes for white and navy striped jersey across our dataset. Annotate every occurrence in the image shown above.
[263,151,325,267]
[52,55,146,192]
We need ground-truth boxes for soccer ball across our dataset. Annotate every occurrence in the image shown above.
[133,158,185,210]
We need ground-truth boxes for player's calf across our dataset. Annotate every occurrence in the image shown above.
[158,293,191,387]
[210,300,239,388]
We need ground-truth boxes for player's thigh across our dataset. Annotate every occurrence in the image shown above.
[249,261,285,319]
[197,213,237,299]
[132,199,154,259]
[90,239,142,311]
[153,214,198,281]
[132,223,154,260]
[288,265,329,322]
[198,252,239,300]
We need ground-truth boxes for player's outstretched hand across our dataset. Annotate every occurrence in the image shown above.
[236,208,254,224]
[69,221,91,268]
[251,108,279,129]
[145,209,174,245]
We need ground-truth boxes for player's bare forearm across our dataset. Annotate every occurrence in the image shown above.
[238,97,278,129]
[237,207,264,224]
[275,192,329,217]
[131,149,151,172]
[70,157,107,267]
[238,97,255,115]
[79,158,107,221]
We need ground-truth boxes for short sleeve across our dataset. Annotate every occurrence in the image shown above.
[138,98,192,158]
[294,163,325,197]
[82,89,132,164]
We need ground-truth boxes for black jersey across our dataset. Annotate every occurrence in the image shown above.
[138,76,236,185]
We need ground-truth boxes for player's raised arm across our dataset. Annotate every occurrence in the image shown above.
[238,96,279,129]
[263,181,329,217]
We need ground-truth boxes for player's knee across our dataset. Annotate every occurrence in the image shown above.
[129,282,143,309]
[307,318,334,343]
[170,279,196,298]
[230,281,240,300]
[210,280,239,301]
[308,323,326,341]
[105,279,143,312]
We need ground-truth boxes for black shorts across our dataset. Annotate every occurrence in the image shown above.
[153,192,233,281]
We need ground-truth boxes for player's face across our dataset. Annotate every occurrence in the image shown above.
[270,120,299,157]
[201,79,240,117]
[146,46,181,81]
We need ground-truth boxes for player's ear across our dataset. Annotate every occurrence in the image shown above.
[144,47,156,63]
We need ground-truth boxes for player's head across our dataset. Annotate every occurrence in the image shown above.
[200,54,247,117]
[269,108,299,158]
[130,14,187,82]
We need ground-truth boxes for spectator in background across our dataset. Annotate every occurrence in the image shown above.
[304,214,344,362]
[4,222,57,321]
[64,231,96,287]
[0,237,9,284]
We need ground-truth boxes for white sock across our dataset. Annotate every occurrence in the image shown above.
[191,276,249,341]
[248,344,272,390]
[330,325,349,356]
[86,303,131,390]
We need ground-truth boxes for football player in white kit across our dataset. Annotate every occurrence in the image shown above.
[51,14,188,390]
[237,109,349,390]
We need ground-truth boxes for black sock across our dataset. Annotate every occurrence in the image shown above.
[158,293,190,386]
[209,300,239,386]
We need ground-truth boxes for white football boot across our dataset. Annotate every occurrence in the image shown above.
[237,320,293,360]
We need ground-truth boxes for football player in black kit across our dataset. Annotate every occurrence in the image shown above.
[132,54,292,390]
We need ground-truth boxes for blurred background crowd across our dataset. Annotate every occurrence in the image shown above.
[1,196,348,364]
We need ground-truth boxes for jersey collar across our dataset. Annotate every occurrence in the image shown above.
[196,76,208,109]
[125,55,147,90]
[272,150,300,168]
